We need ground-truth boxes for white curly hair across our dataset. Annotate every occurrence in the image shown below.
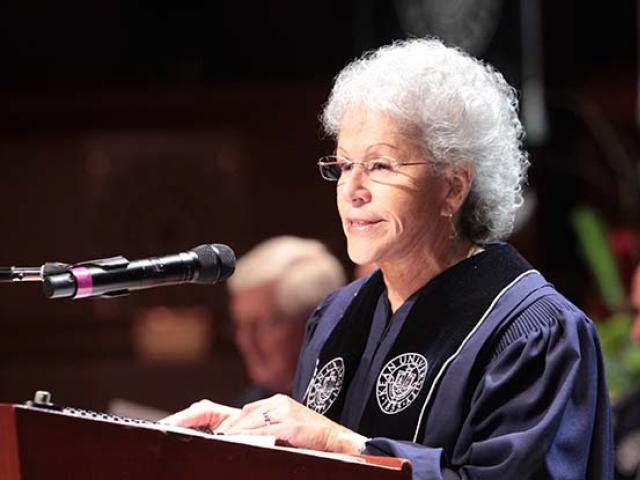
[321,38,529,242]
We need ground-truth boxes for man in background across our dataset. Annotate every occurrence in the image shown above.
[227,236,346,405]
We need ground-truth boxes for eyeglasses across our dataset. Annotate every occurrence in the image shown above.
[317,155,430,182]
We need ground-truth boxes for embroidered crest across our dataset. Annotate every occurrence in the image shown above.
[305,357,345,414]
[377,353,428,414]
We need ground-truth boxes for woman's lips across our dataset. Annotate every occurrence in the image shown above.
[346,218,384,233]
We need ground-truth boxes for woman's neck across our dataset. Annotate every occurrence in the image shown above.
[379,239,477,313]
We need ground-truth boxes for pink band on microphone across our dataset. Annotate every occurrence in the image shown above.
[71,267,94,298]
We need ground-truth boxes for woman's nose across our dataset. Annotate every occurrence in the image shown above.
[339,167,371,206]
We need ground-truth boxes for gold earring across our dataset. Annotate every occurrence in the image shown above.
[448,213,458,240]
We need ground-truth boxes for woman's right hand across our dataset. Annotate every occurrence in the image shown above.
[160,399,240,430]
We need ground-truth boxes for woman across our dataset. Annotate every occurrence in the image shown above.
[164,39,613,479]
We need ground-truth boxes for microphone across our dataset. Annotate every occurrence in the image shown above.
[39,244,235,299]
[1,263,73,283]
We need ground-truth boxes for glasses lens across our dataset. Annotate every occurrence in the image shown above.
[318,158,341,181]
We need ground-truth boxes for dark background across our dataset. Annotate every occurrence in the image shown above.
[0,1,638,413]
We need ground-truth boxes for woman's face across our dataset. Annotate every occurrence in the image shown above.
[336,107,451,269]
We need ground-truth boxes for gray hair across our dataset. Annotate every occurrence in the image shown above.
[321,38,529,242]
[227,236,346,316]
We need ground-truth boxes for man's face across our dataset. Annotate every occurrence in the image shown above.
[230,283,306,392]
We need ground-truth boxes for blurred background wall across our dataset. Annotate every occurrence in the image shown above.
[0,0,638,415]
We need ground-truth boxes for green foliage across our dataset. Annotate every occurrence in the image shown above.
[572,206,639,398]
[597,313,640,398]
[572,206,626,310]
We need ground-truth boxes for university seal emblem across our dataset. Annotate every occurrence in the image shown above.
[376,353,428,414]
[305,357,345,414]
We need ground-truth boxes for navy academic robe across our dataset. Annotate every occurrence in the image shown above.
[292,243,613,480]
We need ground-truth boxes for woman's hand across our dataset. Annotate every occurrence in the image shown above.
[160,399,240,431]
[215,394,367,455]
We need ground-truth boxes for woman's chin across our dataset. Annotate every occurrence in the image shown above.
[347,245,378,267]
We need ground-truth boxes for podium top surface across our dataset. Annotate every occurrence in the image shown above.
[0,403,411,480]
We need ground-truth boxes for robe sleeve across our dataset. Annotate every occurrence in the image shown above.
[362,296,613,480]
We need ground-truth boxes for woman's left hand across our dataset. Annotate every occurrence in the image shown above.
[215,394,367,455]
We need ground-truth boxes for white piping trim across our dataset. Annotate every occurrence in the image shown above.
[302,358,320,404]
[411,269,539,442]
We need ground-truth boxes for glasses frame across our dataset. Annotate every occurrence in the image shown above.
[317,155,430,182]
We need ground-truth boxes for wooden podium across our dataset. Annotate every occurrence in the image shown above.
[0,404,411,480]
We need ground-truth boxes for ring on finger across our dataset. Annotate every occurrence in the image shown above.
[262,410,272,426]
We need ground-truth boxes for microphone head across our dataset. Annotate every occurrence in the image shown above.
[192,244,236,284]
